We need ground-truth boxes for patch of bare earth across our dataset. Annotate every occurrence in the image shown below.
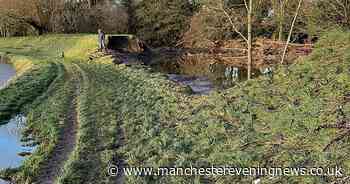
[114,121,126,184]
[36,70,80,184]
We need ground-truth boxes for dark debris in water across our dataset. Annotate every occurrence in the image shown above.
[107,47,274,95]
[167,74,214,95]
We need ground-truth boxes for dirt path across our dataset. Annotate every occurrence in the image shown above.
[114,122,126,184]
[36,64,81,184]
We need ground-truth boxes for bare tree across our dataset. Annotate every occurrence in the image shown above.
[0,0,128,35]
[246,0,253,80]
[281,0,303,64]
[271,0,289,41]
[205,0,254,79]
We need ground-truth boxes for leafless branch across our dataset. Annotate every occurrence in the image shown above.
[205,5,248,43]
[221,8,248,43]
[243,0,249,12]
[280,0,303,64]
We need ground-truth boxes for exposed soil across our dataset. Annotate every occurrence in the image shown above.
[36,65,80,184]
[114,124,126,184]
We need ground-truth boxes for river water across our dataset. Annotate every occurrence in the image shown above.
[153,60,266,94]
[111,49,273,95]
[0,64,15,88]
[0,64,31,184]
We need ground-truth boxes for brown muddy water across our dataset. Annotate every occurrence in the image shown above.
[150,56,272,95]
[112,50,273,95]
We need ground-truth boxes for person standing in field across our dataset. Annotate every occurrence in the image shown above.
[98,29,106,52]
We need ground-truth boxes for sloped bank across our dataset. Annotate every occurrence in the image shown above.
[0,60,62,183]
[0,63,28,184]
[0,35,97,183]
[110,31,349,184]
[0,32,348,184]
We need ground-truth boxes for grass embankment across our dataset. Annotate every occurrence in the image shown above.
[0,62,58,123]
[13,62,70,183]
[0,32,349,184]
[58,61,118,183]
[0,35,132,183]
[0,35,98,183]
[113,32,350,184]
[87,32,349,184]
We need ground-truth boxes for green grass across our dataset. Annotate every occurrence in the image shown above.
[0,62,59,123]
[0,35,98,183]
[14,62,72,183]
[0,32,349,184]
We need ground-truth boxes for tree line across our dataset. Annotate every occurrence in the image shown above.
[1,0,350,47]
[0,0,128,36]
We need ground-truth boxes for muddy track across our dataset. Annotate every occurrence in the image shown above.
[114,121,126,184]
[29,63,65,108]
[36,63,82,184]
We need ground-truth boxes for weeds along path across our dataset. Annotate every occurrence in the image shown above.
[0,62,59,122]
[36,62,83,184]
[22,62,65,111]
[57,62,124,184]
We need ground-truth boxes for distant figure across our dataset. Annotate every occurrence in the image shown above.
[98,29,106,52]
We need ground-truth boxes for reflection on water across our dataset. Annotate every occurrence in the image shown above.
[167,74,213,94]
[207,63,261,88]
[0,115,34,184]
[0,179,9,184]
[0,63,33,183]
[153,59,272,94]
[0,115,31,170]
[0,64,16,88]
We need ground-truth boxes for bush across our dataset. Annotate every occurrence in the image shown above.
[308,0,350,35]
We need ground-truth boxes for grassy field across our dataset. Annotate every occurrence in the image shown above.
[0,32,349,184]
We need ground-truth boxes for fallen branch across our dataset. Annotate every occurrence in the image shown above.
[265,40,314,47]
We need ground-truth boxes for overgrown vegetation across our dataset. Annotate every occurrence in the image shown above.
[109,31,350,184]
[308,0,350,35]
[0,30,349,184]
[0,1,349,184]
[0,61,58,123]
[14,62,71,183]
